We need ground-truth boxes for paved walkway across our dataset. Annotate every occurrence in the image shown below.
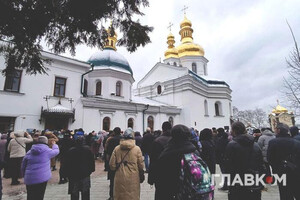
[2,161,280,200]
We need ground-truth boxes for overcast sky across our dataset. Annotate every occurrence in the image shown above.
[58,0,300,113]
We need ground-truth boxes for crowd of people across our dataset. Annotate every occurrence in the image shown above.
[0,121,299,200]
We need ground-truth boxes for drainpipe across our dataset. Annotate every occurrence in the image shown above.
[142,104,149,133]
[81,64,94,97]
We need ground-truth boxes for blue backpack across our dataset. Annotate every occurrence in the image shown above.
[176,152,215,200]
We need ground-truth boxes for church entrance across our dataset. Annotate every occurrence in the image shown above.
[45,117,69,130]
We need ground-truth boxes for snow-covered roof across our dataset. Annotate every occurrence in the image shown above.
[93,66,131,75]
[188,70,229,88]
[45,104,73,113]
[131,96,174,107]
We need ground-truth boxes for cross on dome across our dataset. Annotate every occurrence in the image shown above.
[167,22,174,32]
[181,5,188,15]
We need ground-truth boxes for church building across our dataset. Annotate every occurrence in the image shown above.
[135,15,232,129]
[0,15,232,133]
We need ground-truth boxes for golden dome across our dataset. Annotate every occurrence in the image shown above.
[272,103,288,114]
[176,15,205,57]
[177,42,204,57]
[180,16,192,28]
[164,32,179,59]
[104,25,117,51]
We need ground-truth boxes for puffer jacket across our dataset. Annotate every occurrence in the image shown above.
[109,139,144,200]
[21,144,59,185]
[257,130,275,162]
[8,133,33,158]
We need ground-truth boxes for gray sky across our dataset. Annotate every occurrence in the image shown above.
[58,0,300,113]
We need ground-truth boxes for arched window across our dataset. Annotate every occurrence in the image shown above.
[215,101,222,116]
[204,100,208,116]
[147,116,154,132]
[192,63,197,73]
[168,116,174,127]
[157,85,162,95]
[174,62,177,66]
[83,79,88,96]
[96,81,102,95]
[128,118,134,128]
[167,62,170,65]
[116,81,122,96]
[103,117,111,131]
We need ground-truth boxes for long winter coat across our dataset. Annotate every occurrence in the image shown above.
[109,139,144,200]
[267,133,300,175]
[257,129,275,162]
[21,144,59,185]
[225,134,265,188]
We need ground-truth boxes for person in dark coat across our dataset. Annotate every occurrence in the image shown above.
[63,135,95,200]
[200,128,216,174]
[0,134,7,200]
[155,124,197,200]
[225,122,265,200]
[103,131,113,172]
[148,121,172,199]
[267,123,300,200]
[134,132,143,149]
[105,127,122,200]
[141,128,155,172]
[290,126,300,141]
[3,131,13,178]
[215,127,229,190]
[58,131,74,184]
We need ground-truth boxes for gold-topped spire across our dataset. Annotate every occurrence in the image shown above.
[164,23,179,59]
[104,24,117,51]
[176,15,205,57]
[272,100,288,114]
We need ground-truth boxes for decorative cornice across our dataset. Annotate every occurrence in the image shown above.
[81,97,181,114]
[134,74,232,100]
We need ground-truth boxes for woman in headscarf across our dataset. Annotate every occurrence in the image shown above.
[109,128,144,200]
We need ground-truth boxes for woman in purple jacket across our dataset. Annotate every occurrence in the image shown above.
[22,136,59,200]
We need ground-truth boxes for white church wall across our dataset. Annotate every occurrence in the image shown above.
[205,98,231,128]
[163,58,180,66]
[138,64,186,88]
[180,56,208,76]
[0,55,88,131]
[87,75,132,102]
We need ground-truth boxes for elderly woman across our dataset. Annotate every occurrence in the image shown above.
[22,136,59,200]
[7,130,33,185]
[109,128,144,200]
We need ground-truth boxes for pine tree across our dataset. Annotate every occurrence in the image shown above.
[0,0,153,75]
